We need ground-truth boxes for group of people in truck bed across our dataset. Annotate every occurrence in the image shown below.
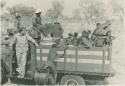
[60,20,112,48]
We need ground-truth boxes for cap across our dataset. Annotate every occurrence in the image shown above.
[35,9,41,14]
[15,13,21,18]
[18,27,26,32]
[106,20,111,25]
[7,28,14,34]
[68,33,73,36]
[96,23,101,26]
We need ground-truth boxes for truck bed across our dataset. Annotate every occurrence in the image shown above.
[36,43,112,76]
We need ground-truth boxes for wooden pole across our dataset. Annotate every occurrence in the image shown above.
[102,48,105,73]
[75,46,78,71]
[7,46,12,83]
[40,47,43,68]
[64,49,66,71]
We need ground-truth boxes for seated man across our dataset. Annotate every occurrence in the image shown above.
[72,32,79,46]
[91,23,101,41]
[78,31,93,48]
[51,22,64,38]
[65,33,74,45]
[91,21,111,47]
[86,30,91,40]
[105,31,112,46]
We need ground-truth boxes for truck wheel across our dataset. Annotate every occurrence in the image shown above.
[60,75,85,85]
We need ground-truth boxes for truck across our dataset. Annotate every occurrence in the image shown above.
[1,37,114,85]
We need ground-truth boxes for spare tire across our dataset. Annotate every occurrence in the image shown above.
[60,75,85,85]
[34,71,55,85]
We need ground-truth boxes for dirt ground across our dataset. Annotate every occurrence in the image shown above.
[106,30,125,85]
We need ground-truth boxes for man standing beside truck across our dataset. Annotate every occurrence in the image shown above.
[10,27,38,78]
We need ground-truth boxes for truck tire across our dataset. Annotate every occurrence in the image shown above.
[60,75,85,85]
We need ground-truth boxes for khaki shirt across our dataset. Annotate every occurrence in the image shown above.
[93,23,110,36]
[32,16,42,27]
[91,23,111,41]
[79,37,92,47]
[11,33,37,53]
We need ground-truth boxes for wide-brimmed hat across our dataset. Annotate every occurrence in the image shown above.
[35,9,41,14]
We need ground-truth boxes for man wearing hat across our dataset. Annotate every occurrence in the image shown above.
[78,31,93,48]
[51,22,64,38]
[30,9,42,42]
[28,9,43,73]
[15,13,22,31]
[91,21,111,46]
[65,33,74,45]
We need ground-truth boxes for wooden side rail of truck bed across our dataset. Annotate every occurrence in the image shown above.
[36,44,112,76]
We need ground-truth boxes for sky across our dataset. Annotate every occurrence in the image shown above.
[2,0,80,17]
[1,0,122,18]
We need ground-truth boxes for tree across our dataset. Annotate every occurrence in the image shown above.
[72,9,82,21]
[7,4,35,17]
[72,0,107,30]
[111,0,124,22]
[46,0,63,22]
[79,0,106,24]
[1,13,11,21]
[6,4,35,27]
[0,1,6,8]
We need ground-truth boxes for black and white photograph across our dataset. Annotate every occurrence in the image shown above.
[0,0,124,85]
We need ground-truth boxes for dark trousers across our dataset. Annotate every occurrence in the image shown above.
[29,42,36,73]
